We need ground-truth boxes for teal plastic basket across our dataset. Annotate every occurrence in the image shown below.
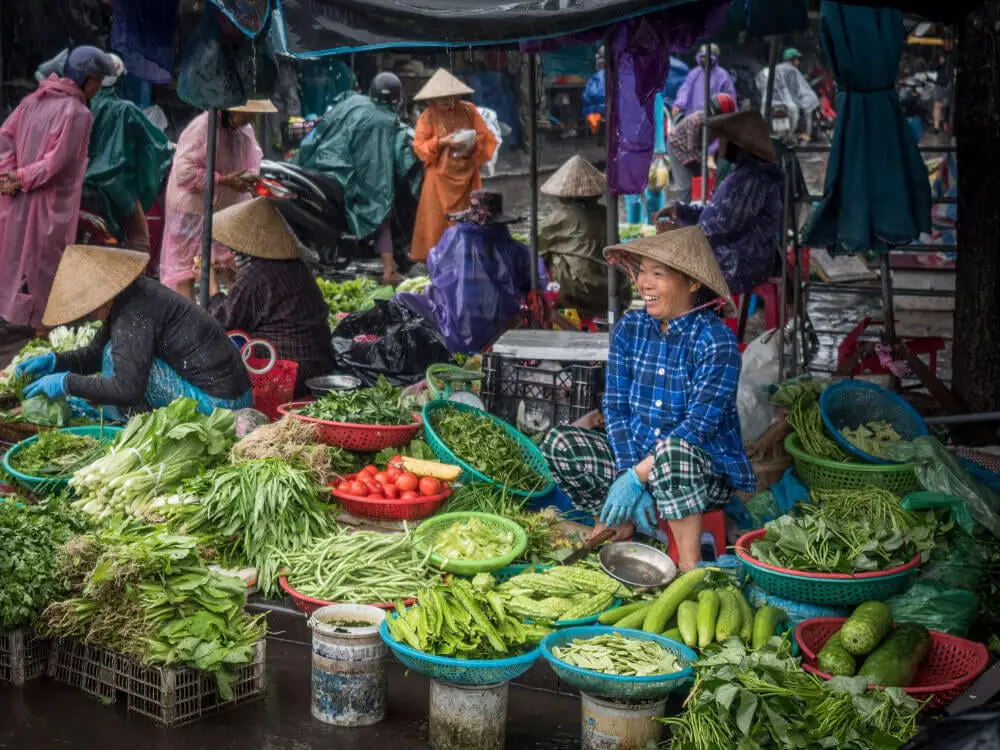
[422,400,553,499]
[735,529,920,607]
[2,425,121,496]
[490,564,622,627]
[540,627,695,701]
[380,617,541,685]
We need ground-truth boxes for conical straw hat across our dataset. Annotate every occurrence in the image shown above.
[706,110,777,164]
[413,69,474,101]
[212,197,300,260]
[228,99,278,114]
[541,155,606,198]
[604,226,736,316]
[42,246,148,327]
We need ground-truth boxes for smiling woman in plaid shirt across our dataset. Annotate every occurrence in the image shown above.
[541,226,755,570]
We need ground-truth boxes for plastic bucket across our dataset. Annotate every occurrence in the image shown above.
[308,604,388,726]
[429,679,508,750]
[580,692,666,750]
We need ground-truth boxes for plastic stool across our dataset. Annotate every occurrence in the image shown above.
[658,509,727,564]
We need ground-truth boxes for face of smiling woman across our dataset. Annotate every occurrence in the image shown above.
[635,257,701,322]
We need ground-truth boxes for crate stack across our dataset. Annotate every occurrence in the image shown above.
[0,629,50,686]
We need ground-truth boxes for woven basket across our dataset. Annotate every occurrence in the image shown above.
[413,512,527,575]
[785,434,920,495]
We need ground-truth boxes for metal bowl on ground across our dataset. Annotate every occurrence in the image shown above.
[306,375,363,397]
[599,541,677,590]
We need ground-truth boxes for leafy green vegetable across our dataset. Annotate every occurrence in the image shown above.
[0,323,101,397]
[373,438,434,466]
[840,421,904,460]
[553,632,682,676]
[316,277,394,327]
[428,517,516,562]
[397,276,430,294]
[294,375,415,425]
[10,431,102,477]
[20,395,74,427]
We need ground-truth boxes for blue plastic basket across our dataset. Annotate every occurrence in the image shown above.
[379,618,541,685]
[540,626,695,701]
[2,425,121,496]
[819,381,928,464]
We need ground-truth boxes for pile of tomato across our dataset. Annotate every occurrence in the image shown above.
[333,458,448,500]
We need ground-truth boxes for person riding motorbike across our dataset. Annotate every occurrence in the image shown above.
[757,49,819,143]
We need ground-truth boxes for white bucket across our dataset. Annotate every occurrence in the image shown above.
[428,679,508,750]
[580,691,666,750]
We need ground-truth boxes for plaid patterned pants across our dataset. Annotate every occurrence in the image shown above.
[540,427,733,520]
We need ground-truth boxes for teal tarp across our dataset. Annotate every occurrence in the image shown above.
[293,91,422,240]
[803,1,930,254]
[84,90,173,234]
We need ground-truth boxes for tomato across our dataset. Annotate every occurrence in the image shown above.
[345,480,367,497]
[390,454,404,466]
[418,477,442,496]
[440,481,450,491]
[385,466,402,482]
[400,490,420,501]
[363,477,382,493]
[383,484,400,499]
[374,471,391,486]
[361,464,379,477]
[396,472,419,493]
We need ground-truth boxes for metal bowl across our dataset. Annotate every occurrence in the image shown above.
[306,375,363,397]
[599,542,677,590]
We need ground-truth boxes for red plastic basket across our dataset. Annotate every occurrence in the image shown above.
[795,617,989,710]
[328,474,451,521]
[230,334,298,421]
[279,576,416,616]
[276,401,422,451]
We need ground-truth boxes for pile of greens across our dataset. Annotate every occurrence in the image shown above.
[840,421,904,460]
[430,406,545,492]
[427,517,517,562]
[0,498,89,631]
[173,458,336,597]
[663,639,921,750]
[0,323,101,397]
[554,632,681,676]
[70,398,235,520]
[316,277,394,326]
[38,525,264,699]
[10,430,102,478]
[293,376,415,425]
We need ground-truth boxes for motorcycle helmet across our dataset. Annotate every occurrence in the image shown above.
[63,46,117,88]
[709,93,736,117]
[370,72,403,108]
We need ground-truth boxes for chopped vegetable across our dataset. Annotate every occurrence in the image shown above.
[10,431,102,477]
[553,632,682,676]
[427,517,516,562]
[839,421,903,459]
[294,375,415,426]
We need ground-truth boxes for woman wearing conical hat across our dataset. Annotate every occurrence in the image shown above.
[410,69,498,262]
[207,197,334,396]
[16,245,251,418]
[540,227,755,571]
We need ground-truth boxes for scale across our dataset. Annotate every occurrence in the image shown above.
[426,364,485,410]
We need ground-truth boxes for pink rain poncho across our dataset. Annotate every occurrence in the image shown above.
[160,112,262,289]
[0,76,93,327]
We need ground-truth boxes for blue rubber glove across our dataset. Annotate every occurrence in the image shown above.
[599,468,645,528]
[632,492,659,536]
[14,352,56,379]
[22,372,69,400]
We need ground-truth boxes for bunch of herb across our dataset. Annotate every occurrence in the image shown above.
[430,406,545,492]
[294,375,415,425]
[662,638,921,750]
[0,497,89,631]
[441,482,527,516]
[10,430,103,478]
[316,277,394,325]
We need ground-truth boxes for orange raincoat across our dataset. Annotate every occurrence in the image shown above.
[411,102,497,261]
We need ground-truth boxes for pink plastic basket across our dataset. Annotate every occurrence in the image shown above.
[328,474,450,521]
[277,401,421,451]
[229,334,297,421]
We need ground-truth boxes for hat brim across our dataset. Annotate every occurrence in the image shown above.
[42,246,149,327]
[228,100,278,114]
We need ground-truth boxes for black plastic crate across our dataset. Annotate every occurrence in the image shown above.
[481,354,604,434]
[0,629,49,686]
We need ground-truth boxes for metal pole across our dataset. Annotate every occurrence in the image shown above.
[880,253,896,341]
[199,109,219,308]
[777,158,792,380]
[791,236,802,376]
[605,37,620,323]
[700,45,711,202]
[528,53,540,291]
[763,38,780,123]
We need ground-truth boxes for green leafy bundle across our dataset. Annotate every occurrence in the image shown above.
[663,639,920,750]
[293,375,415,425]
[0,498,89,631]
[10,431,102,477]
[316,277,394,326]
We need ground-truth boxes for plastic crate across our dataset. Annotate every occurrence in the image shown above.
[481,355,604,431]
[784,434,920,495]
[0,629,49,686]
[47,638,116,702]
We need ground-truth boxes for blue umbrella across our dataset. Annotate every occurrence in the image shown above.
[803,1,931,254]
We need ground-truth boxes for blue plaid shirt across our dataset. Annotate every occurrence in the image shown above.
[602,308,755,493]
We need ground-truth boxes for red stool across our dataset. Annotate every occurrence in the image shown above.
[691,172,716,201]
[658,509,727,565]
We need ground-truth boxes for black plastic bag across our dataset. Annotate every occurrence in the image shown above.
[332,299,451,387]
[903,709,1000,748]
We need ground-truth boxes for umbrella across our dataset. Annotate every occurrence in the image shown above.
[803,1,931,254]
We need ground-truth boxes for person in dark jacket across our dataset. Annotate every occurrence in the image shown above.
[207,197,334,396]
[16,245,251,418]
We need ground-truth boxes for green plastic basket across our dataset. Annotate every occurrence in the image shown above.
[784,434,920,495]
[422,401,554,499]
[414,512,528,575]
[2,425,121,496]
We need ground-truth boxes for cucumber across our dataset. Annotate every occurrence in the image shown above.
[817,631,857,676]
[663,627,683,642]
[840,602,893,656]
[614,603,653,630]
[642,568,710,634]
[751,606,787,650]
[859,623,931,687]
[598,601,649,626]
[677,600,699,647]
[715,589,741,643]
[696,590,720,648]
[733,587,754,644]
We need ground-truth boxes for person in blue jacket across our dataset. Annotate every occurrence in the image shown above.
[582,46,606,138]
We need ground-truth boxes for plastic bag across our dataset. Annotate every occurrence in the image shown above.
[888,436,1000,540]
[904,710,1000,749]
[885,581,979,636]
[746,584,850,625]
[20,396,71,427]
[737,330,785,445]
[331,299,451,387]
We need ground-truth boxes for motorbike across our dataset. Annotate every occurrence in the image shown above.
[77,184,164,276]
[769,103,793,143]
[257,160,417,278]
